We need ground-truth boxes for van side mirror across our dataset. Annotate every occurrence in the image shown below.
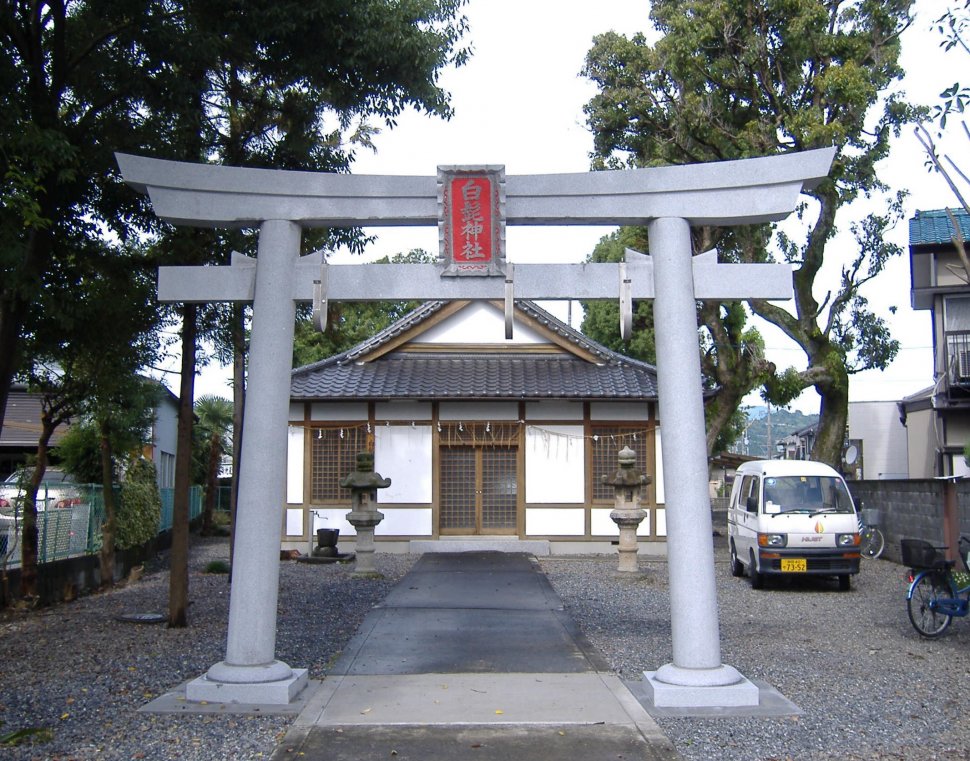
[746,494,758,513]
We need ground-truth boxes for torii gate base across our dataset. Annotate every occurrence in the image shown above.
[118,148,834,709]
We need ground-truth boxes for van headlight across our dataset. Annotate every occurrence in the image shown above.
[837,533,860,547]
[758,533,787,548]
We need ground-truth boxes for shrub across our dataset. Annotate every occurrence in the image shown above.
[117,458,161,550]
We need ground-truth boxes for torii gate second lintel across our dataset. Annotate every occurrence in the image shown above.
[117,149,835,710]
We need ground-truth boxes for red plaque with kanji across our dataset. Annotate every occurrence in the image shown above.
[439,166,506,277]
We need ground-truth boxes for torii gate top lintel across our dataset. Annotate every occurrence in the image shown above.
[115,147,835,230]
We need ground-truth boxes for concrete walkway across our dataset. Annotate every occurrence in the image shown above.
[271,552,681,760]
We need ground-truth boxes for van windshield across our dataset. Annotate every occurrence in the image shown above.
[762,475,854,515]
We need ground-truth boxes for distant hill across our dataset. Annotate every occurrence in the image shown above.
[728,406,820,459]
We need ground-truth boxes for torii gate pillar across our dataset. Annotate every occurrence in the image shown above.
[190,219,308,702]
[645,217,757,706]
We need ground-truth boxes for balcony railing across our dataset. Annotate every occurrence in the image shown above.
[946,331,970,389]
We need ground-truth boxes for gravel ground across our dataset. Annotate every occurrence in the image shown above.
[542,536,970,761]
[0,538,415,760]
[2,535,969,760]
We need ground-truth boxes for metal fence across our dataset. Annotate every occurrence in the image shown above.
[2,484,204,568]
[158,485,205,532]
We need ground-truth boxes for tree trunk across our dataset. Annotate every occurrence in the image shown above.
[229,303,246,572]
[97,427,117,589]
[18,400,63,599]
[812,353,850,469]
[0,299,26,442]
[201,433,221,536]
[0,223,53,440]
[19,454,48,601]
[168,303,197,628]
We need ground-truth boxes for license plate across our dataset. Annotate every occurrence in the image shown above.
[781,558,807,572]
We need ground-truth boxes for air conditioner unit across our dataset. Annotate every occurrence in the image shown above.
[958,350,970,380]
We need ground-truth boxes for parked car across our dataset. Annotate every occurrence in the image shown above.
[0,468,81,519]
[726,459,861,591]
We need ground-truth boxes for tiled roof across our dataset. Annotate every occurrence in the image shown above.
[909,208,970,247]
[291,352,658,400]
[291,301,659,401]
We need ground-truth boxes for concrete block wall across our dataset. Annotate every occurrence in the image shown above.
[848,480,970,564]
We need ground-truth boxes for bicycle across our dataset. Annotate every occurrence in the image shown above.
[903,536,970,638]
[857,505,885,559]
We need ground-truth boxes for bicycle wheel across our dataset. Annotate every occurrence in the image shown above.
[860,526,885,559]
[907,573,952,637]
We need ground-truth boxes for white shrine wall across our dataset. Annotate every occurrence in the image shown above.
[283,399,664,547]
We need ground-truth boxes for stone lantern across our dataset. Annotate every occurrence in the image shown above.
[602,446,650,573]
[341,452,391,578]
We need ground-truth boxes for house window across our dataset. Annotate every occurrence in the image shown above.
[159,452,175,489]
[591,426,651,502]
[310,426,371,502]
[944,296,970,381]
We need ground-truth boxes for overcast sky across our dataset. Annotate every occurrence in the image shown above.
[187,0,965,414]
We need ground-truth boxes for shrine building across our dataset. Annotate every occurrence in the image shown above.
[281,298,663,554]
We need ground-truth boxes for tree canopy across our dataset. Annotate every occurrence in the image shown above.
[0,0,470,434]
[582,0,918,465]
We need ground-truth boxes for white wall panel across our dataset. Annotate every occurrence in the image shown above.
[375,425,433,503]
[590,402,650,421]
[525,425,584,503]
[375,401,432,421]
[375,508,433,536]
[415,301,546,344]
[285,508,304,536]
[309,508,432,537]
[655,428,665,505]
[312,509,356,536]
[288,402,304,422]
[591,508,651,537]
[439,402,519,421]
[286,426,304,504]
[310,402,368,421]
[525,401,583,420]
[526,508,584,536]
[656,508,667,536]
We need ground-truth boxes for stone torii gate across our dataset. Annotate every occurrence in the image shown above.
[117,147,835,708]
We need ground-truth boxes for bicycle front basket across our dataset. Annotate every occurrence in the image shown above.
[901,538,942,568]
[861,508,881,526]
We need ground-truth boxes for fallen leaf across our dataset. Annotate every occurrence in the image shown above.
[495,709,504,715]
[361,707,372,715]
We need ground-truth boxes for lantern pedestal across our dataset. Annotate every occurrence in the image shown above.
[610,508,648,573]
[602,446,651,575]
[341,452,391,579]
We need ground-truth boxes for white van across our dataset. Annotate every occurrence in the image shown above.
[727,459,861,591]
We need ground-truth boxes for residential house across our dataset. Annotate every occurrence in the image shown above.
[2,380,180,489]
[283,300,663,554]
[145,383,179,490]
[0,383,72,478]
[903,207,970,477]
[847,401,908,480]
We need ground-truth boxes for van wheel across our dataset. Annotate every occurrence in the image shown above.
[749,551,764,590]
[729,541,744,577]
[838,575,851,592]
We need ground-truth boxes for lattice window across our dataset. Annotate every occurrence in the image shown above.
[439,447,476,530]
[481,447,517,529]
[591,426,652,502]
[310,426,371,502]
